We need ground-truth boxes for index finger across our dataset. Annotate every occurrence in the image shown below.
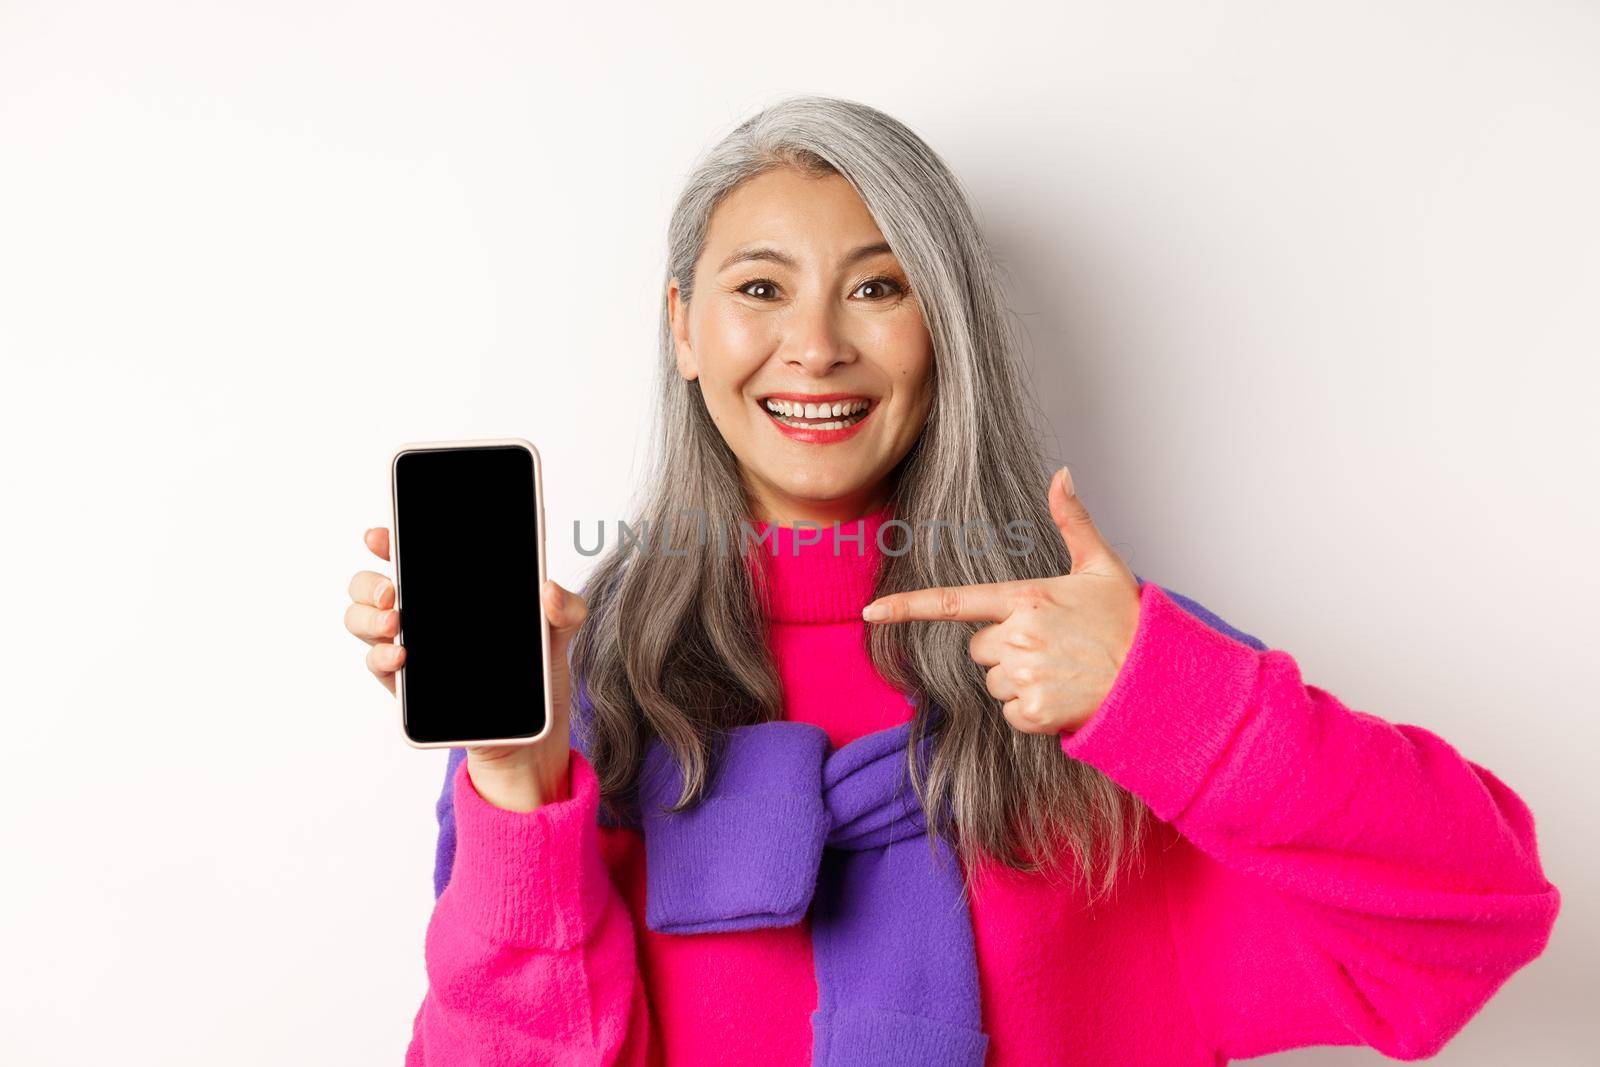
[862,580,1032,624]
[365,527,390,561]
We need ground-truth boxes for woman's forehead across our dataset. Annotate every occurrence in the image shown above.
[704,169,886,260]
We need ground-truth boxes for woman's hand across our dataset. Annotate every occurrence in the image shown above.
[344,527,589,811]
[861,467,1141,736]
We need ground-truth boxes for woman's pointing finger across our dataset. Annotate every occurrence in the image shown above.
[862,580,1032,624]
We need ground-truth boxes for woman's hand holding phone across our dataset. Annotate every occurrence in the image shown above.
[345,526,588,813]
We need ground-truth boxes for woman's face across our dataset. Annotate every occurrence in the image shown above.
[669,166,935,525]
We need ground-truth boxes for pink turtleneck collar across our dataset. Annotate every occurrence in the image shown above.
[742,500,914,748]
[746,502,896,624]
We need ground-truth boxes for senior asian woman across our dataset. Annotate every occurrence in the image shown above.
[344,95,1559,1067]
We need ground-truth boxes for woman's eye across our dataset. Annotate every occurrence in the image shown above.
[853,277,904,300]
[737,279,780,300]
[735,277,903,301]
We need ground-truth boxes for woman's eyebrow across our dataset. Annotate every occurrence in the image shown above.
[715,241,894,273]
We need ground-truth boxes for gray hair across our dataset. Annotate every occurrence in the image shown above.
[569,94,1148,905]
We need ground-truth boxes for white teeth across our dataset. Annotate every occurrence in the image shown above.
[761,397,871,429]
[762,398,869,418]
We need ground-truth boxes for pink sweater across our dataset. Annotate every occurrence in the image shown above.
[405,510,1560,1065]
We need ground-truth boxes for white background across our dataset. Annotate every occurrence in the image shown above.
[1,1,1594,1063]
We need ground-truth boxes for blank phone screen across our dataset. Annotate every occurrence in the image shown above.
[392,445,547,745]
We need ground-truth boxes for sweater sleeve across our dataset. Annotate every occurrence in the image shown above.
[1060,579,1561,1062]
[404,746,654,1066]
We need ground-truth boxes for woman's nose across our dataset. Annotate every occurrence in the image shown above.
[782,298,857,374]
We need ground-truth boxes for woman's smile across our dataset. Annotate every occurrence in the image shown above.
[757,392,877,443]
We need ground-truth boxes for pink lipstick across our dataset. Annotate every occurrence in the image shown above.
[757,392,876,445]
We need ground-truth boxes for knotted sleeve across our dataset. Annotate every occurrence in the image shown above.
[637,722,834,933]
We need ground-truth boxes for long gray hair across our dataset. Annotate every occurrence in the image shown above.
[569,94,1149,904]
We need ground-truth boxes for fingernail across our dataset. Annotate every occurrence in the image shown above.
[1060,465,1076,496]
[862,601,888,622]
[376,580,389,605]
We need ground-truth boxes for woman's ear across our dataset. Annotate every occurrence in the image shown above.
[668,276,698,381]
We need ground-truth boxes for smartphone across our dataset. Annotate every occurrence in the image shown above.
[387,438,553,749]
